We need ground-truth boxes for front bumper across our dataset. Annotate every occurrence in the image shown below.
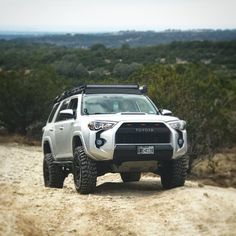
[83,122,187,162]
[113,144,173,164]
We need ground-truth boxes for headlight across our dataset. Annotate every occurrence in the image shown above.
[88,121,117,131]
[168,120,186,130]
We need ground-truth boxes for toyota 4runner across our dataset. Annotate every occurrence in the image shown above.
[42,85,188,194]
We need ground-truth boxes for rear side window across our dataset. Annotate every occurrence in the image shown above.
[48,103,59,123]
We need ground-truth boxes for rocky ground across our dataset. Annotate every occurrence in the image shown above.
[0,143,236,236]
[190,147,236,188]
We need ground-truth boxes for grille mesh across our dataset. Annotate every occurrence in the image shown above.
[115,123,171,144]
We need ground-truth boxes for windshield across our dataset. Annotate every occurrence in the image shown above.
[82,94,159,115]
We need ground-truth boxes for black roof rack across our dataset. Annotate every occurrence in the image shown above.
[54,84,147,103]
[54,85,86,103]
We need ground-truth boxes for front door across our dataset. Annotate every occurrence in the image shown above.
[54,98,78,159]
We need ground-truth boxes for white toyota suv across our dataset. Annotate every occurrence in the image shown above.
[42,85,188,194]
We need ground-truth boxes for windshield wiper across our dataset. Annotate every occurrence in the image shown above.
[91,112,111,115]
[119,112,147,115]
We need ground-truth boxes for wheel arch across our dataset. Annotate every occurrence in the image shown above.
[43,140,52,154]
[72,135,83,154]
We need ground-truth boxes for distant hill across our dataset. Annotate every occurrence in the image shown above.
[0,29,236,48]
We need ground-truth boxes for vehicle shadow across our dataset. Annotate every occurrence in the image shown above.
[95,179,164,196]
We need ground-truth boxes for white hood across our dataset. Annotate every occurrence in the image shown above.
[83,113,180,123]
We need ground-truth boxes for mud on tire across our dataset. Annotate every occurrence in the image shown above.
[120,172,141,182]
[160,156,188,189]
[43,153,66,188]
[73,147,97,194]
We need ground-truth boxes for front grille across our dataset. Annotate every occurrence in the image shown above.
[115,123,171,144]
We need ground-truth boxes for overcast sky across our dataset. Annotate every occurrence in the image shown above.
[0,0,236,32]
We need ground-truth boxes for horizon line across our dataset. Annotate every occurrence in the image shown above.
[0,28,236,34]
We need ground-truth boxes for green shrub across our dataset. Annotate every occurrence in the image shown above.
[131,64,236,165]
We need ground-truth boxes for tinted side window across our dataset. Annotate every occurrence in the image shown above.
[55,100,70,122]
[68,98,78,110]
[68,98,78,118]
[48,103,59,123]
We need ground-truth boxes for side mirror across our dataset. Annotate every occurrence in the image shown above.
[162,109,172,116]
[59,109,75,119]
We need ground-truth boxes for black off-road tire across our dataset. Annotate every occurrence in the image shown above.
[120,172,141,182]
[73,147,97,194]
[160,156,188,189]
[43,153,66,188]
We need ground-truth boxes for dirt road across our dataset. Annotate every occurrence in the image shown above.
[0,144,236,236]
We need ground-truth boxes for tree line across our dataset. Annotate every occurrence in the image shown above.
[1,29,236,48]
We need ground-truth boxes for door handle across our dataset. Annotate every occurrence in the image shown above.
[49,128,54,132]
[59,126,64,130]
